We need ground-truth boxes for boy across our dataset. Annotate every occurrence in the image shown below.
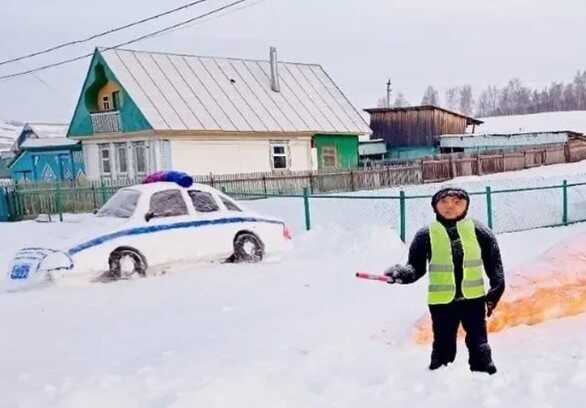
[385,187,505,374]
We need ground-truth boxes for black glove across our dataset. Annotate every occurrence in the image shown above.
[486,300,496,317]
[384,265,403,284]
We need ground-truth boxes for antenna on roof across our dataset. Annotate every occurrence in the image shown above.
[386,79,392,108]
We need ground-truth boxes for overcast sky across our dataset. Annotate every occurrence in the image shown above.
[0,0,585,123]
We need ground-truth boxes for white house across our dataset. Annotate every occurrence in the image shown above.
[68,47,370,180]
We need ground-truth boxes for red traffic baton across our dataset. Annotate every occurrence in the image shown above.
[355,272,392,283]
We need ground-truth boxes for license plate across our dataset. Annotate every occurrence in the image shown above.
[10,263,31,280]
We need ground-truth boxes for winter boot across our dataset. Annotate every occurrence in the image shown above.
[469,344,497,375]
[428,349,455,370]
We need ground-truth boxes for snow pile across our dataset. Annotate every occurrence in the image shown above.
[477,111,586,135]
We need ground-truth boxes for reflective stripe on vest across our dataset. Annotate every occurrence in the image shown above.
[428,219,486,305]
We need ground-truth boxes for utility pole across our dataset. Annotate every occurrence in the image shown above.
[386,79,392,108]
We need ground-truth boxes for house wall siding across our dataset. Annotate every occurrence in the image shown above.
[313,134,359,169]
[170,137,312,175]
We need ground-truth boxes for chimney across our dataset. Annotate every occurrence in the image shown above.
[269,47,280,92]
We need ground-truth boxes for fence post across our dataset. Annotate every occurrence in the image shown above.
[303,187,311,231]
[562,180,568,226]
[350,170,355,191]
[55,183,63,222]
[399,190,406,242]
[308,173,314,194]
[0,187,8,222]
[262,175,268,198]
[486,186,493,229]
[91,183,98,210]
[100,179,106,205]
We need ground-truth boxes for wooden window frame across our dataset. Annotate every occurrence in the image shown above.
[321,145,338,169]
[270,141,289,170]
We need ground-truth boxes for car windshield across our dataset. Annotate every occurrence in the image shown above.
[97,189,141,218]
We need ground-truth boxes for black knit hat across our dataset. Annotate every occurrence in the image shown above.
[431,186,470,210]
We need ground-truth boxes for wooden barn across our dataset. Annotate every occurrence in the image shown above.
[364,105,483,159]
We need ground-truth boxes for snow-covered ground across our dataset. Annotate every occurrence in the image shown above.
[477,110,586,134]
[251,159,586,240]
[3,162,586,407]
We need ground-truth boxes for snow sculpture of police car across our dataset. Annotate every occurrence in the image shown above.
[7,171,292,287]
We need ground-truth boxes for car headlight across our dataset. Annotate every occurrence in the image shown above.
[7,248,73,286]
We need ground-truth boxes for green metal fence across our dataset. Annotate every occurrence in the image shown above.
[3,179,586,243]
[225,180,586,242]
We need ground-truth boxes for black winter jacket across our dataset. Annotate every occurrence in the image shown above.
[395,218,505,306]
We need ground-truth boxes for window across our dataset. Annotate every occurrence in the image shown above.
[115,143,128,174]
[149,190,188,218]
[188,190,220,213]
[102,96,111,111]
[271,142,288,170]
[132,141,147,176]
[97,189,140,218]
[112,91,121,110]
[220,195,242,212]
[98,144,112,175]
[321,146,337,169]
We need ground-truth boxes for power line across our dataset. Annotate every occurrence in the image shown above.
[0,0,211,67]
[0,0,249,81]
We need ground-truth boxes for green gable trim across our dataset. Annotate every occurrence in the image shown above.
[68,49,152,138]
[313,134,359,169]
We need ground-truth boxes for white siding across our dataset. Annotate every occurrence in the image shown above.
[170,138,313,175]
[82,143,100,179]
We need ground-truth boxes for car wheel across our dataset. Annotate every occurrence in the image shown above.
[233,232,264,263]
[109,248,147,279]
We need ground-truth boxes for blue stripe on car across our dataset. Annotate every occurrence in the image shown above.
[67,217,283,256]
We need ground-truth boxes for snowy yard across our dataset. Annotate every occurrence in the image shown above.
[3,163,586,407]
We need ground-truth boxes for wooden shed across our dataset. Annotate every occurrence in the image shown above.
[364,105,483,148]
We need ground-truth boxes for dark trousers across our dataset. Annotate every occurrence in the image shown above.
[429,297,493,368]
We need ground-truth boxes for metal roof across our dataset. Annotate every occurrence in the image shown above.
[364,105,483,125]
[99,48,370,134]
[24,123,69,139]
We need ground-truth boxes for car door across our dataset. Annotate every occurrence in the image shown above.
[132,188,195,267]
[187,189,234,259]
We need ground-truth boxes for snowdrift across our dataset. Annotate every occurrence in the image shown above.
[413,232,586,344]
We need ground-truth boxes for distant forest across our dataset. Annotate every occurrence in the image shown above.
[379,71,586,118]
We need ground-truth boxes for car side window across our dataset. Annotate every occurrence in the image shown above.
[188,190,220,213]
[149,190,188,218]
[220,195,242,212]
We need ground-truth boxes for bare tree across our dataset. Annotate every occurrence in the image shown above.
[393,92,409,107]
[377,97,388,108]
[445,87,460,111]
[421,86,440,105]
[476,86,499,117]
[459,85,474,116]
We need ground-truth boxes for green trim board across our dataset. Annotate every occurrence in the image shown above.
[68,49,152,138]
[313,134,359,169]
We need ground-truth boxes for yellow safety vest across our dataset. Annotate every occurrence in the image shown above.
[428,219,485,305]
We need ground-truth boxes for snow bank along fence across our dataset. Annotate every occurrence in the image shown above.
[1,141,586,221]
[226,180,586,242]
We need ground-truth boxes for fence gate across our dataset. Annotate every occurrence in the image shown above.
[0,187,9,221]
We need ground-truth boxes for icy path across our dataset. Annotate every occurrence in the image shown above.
[1,219,586,407]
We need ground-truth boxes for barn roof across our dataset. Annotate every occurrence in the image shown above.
[97,48,370,134]
[364,105,483,125]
